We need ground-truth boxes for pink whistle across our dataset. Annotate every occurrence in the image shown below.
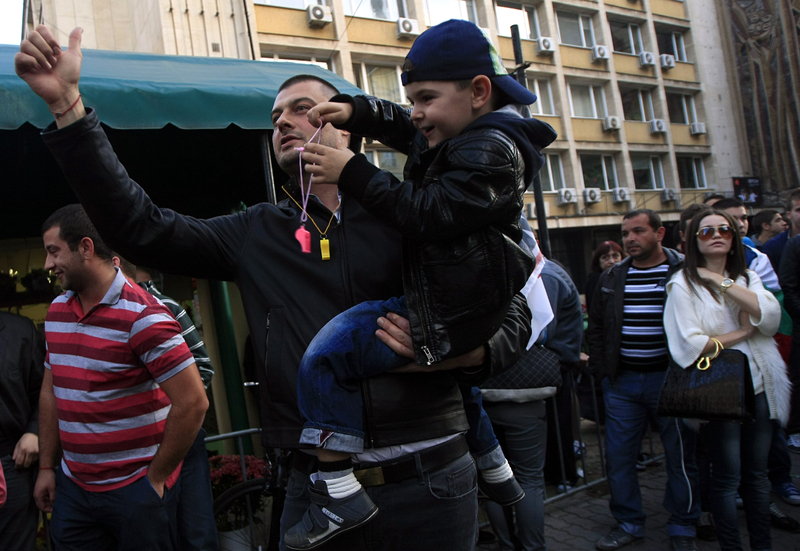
[295,226,311,253]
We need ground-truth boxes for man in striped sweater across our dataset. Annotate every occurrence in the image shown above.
[587,209,699,551]
[34,205,209,550]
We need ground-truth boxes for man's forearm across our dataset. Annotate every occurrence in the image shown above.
[147,401,207,485]
[38,371,61,468]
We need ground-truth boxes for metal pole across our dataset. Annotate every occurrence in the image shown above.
[510,25,552,259]
[260,132,277,205]
[208,280,253,455]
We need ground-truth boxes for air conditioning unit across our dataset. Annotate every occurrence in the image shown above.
[396,17,421,40]
[660,54,676,70]
[602,116,621,132]
[306,5,332,28]
[661,188,678,202]
[649,118,667,134]
[690,122,707,135]
[591,45,609,63]
[557,188,578,206]
[584,188,602,204]
[612,187,631,204]
[536,37,556,56]
[638,51,656,68]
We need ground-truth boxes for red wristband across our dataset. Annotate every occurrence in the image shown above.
[53,94,81,119]
[39,466,55,470]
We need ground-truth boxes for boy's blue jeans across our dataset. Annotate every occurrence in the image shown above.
[297,296,501,465]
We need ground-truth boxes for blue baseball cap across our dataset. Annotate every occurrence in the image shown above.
[401,19,537,105]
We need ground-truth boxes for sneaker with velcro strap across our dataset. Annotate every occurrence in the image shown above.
[284,479,379,550]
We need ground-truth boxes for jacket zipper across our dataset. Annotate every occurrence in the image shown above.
[408,245,439,365]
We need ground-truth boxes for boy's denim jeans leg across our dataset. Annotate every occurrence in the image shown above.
[461,384,503,469]
[298,297,408,453]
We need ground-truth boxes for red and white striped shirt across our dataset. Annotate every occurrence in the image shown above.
[44,268,194,491]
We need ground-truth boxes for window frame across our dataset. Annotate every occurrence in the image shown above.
[528,78,555,115]
[424,0,478,27]
[580,153,617,191]
[631,155,665,190]
[353,62,407,104]
[342,0,408,20]
[364,149,408,180]
[620,88,654,122]
[556,11,595,48]
[609,20,643,55]
[677,156,707,189]
[495,1,541,40]
[568,83,606,119]
[536,153,566,192]
[666,92,697,125]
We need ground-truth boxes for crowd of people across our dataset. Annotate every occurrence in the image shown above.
[1,17,798,551]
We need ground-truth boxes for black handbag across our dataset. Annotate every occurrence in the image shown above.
[657,349,756,421]
[481,344,562,390]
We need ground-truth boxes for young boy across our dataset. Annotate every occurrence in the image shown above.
[285,19,557,549]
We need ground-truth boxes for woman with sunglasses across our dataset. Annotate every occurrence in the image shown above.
[663,210,790,551]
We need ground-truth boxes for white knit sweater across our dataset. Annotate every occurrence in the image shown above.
[664,269,791,426]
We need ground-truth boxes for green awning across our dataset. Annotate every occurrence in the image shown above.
[0,44,363,130]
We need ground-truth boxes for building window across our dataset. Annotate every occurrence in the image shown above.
[343,0,407,19]
[656,30,687,62]
[580,154,617,190]
[496,1,540,39]
[569,84,606,119]
[609,20,643,55]
[528,78,555,115]
[677,156,706,189]
[538,153,565,191]
[353,63,404,104]
[254,0,307,8]
[364,150,408,180]
[425,0,477,26]
[262,53,331,70]
[620,88,654,122]
[631,155,665,190]
[557,11,595,48]
[666,93,697,124]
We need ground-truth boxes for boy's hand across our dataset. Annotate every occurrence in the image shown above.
[307,102,353,127]
[301,142,354,185]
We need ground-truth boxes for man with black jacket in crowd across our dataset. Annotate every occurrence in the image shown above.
[0,312,44,550]
[16,26,531,550]
[587,209,699,551]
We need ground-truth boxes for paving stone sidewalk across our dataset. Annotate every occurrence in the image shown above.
[480,451,800,551]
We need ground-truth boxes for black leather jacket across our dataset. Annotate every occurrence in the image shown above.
[586,248,684,382]
[41,109,532,449]
[334,95,557,365]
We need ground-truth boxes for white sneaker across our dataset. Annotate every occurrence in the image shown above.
[788,433,800,454]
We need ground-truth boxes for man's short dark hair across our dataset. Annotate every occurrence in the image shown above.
[278,75,340,99]
[679,203,712,234]
[623,209,662,231]
[752,210,780,234]
[786,188,800,212]
[41,204,113,261]
[703,193,726,204]
[714,198,745,211]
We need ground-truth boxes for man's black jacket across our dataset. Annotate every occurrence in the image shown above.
[586,248,683,382]
[41,110,531,450]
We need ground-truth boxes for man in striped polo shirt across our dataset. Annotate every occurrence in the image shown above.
[588,209,699,551]
[34,205,209,550]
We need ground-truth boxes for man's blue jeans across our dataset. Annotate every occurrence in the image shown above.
[297,296,499,460]
[50,468,179,550]
[280,451,478,551]
[602,370,699,538]
[177,428,219,550]
[484,399,547,551]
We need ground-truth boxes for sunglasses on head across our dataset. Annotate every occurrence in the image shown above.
[696,226,733,241]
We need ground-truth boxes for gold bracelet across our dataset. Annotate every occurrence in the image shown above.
[710,337,724,359]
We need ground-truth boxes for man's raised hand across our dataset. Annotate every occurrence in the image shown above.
[15,26,85,125]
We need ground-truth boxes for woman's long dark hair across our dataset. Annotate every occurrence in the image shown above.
[684,209,749,302]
